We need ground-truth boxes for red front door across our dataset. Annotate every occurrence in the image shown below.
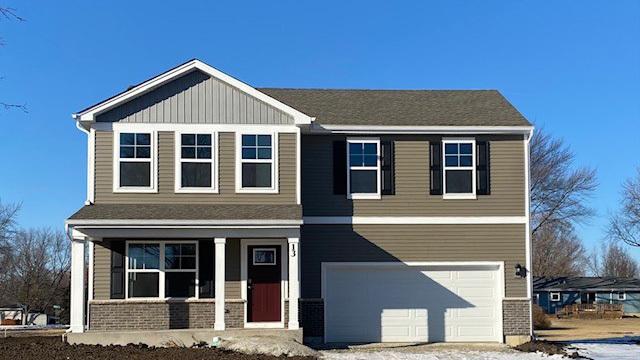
[247,245,281,322]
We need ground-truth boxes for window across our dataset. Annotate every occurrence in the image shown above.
[550,292,561,302]
[616,292,626,301]
[443,139,476,198]
[253,249,276,265]
[115,131,156,192]
[175,133,217,192]
[237,133,277,192]
[126,241,198,299]
[347,138,380,199]
[164,243,197,298]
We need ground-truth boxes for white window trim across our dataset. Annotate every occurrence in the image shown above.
[442,137,477,200]
[252,248,277,266]
[235,132,279,194]
[617,292,626,301]
[113,130,158,193]
[550,292,561,302]
[346,137,381,200]
[125,240,199,300]
[174,131,219,193]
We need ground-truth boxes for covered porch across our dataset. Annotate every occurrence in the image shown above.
[66,204,302,336]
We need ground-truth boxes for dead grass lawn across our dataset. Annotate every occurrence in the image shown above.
[535,317,640,341]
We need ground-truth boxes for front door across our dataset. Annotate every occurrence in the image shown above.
[247,245,281,322]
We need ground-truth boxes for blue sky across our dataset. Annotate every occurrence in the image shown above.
[1,1,639,260]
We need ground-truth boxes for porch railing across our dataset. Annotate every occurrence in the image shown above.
[556,303,624,319]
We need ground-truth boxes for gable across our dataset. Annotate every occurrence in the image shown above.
[96,69,294,125]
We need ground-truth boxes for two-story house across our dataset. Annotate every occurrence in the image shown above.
[66,59,533,346]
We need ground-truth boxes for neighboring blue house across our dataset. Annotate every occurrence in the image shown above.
[534,277,640,315]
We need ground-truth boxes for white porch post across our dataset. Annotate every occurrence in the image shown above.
[214,238,226,330]
[69,237,86,333]
[288,237,300,330]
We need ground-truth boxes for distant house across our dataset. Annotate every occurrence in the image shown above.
[534,277,640,315]
[0,304,49,326]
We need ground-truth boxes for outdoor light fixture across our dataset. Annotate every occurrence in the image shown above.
[515,263,526,278]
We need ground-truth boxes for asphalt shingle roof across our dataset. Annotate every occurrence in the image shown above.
[534,276,640,291]
[258,88,531,127]
[68,204,302,221]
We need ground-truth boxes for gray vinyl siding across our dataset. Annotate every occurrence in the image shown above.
[94,131,297,204]
[96,70,294,125]
[92,239,242,300]
[301,134,526,216]
[300,224,527,298]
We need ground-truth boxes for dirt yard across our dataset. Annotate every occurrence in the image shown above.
[0,336,315,360]
[536,317,640,341]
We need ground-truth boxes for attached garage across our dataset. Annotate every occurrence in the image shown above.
[323,262,504,343]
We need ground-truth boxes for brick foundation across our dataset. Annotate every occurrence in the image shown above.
[89,300,216,330]
[503,299,531,336]
[300,299,324,337]
[224,301,244,328]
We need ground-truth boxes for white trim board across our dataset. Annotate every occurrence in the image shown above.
[310,124,534,135]
[66,219,302,226]
[303,216,527,225]
[73,59,313,125]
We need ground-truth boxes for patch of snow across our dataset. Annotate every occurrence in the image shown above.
[321,350,565,360]
[219,336,318,357]
[567,341,640,360]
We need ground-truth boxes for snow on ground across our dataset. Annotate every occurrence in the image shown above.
[567,340,640,360]
[321,350,564,360]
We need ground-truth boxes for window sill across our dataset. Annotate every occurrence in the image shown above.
[348,193,382,200]
[113,187,158,194]
[235,187,279,194]
[442,193,477,200]
[175,187,219,194]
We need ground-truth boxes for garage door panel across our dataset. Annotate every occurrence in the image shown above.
[324,264,501,343]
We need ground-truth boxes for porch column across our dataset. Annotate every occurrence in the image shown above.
[69,237,86,333]
[214,238,226,330]
[288,237,300,330]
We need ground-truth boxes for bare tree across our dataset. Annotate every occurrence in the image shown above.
[0,200,20,285]
[530,129,598,234]
[532,224,588,276]
[2,228,70,324]
[591,241,639,278]
[609,168,640,247]
[0,6,27,112]
[529,128,597,276]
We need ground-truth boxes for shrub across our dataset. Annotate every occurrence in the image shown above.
[533,304,552,330]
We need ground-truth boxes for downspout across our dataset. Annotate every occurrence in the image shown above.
[524,127,534,338]
[74,118,94,205]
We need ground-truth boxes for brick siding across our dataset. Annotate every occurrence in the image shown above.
[89,300,216,330]
[503,299,531,335]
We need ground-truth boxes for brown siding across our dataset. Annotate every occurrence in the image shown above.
[94,131,297,204]
[301,134,525,216]
[95,70,294,125]
[92,239,242,300]
[93,241,111,300]
[300,224,527,298]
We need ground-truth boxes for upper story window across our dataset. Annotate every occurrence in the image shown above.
[115,132,156,192]
[236,133,277,193]
[175,132,217,193]
[442,139,476,199]
[127,241,198,299]
[347,138,380,199]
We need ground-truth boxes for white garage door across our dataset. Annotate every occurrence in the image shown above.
[324,263,503,343]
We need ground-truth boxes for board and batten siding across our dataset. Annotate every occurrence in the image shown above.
[301,134,526,217]
[92,239,243,300]
[93,131,297,204]
[301,224,527,298]
[96,70,294,125]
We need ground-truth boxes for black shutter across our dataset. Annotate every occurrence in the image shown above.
[110,240,125,299]
[381,140,395,195]
[477,141,491,195]
[333,140,347,194]
[429,141,443,195]
[198,240,215,298]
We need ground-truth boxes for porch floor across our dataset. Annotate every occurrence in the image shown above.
[65,328,303,347]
